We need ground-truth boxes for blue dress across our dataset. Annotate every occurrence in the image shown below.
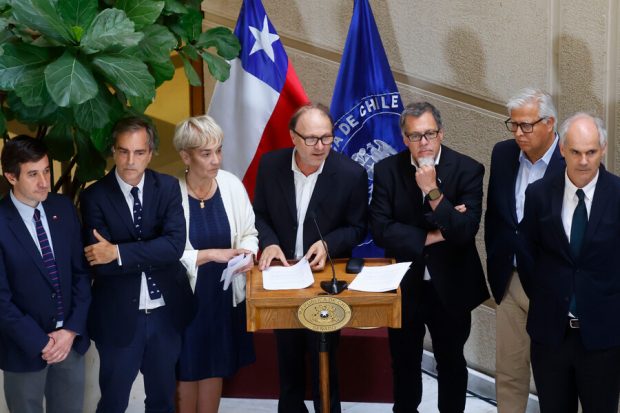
[177,188,255,380]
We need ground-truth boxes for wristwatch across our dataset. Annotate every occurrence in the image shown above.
[427,188,442,201]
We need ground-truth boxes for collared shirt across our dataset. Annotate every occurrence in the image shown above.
[10,191,55,257]
[114,170,165,310]
[291,149,325,259]
[515,134,559,223]
[410,147,442,281]
[10,191,62,328]
[561,170,598,240]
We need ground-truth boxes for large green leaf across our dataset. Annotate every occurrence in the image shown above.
[57,0,97,31]
[10,0,74,44]
[72,90,112,131]
[137,24,177,63]
[201,51,230,82]
[14,66,50,107]
[6,92,58,124]
[76,129,106,181]
[148,58,175,87]
[196,26,240,60]
[163,0,187,14]
[44,51,98,107]
[180,53,200,86]
[44,122,74,161]
[177,7,201,42]
[80,9,143,54]
[0,42,52,89]
[90,123,114,153]
[127,95,152,113]
[0,17,8,31]
[92,54,155,99]
[116,0,164,31]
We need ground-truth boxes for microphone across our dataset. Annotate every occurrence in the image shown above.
[309,212,347,295]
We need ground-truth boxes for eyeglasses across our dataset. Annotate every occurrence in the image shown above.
[504,117,547,133]
[292,129,334,146]
[405,130,440,142]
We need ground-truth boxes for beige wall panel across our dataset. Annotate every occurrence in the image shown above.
[556,0,608,120]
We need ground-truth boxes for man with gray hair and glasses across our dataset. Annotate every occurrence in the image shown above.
[371,101,489,412]
[519,113,620,412]
[485,88,564,412]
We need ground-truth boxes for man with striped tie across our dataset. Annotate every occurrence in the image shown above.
[80,117,194,413]
[0,136,91,413]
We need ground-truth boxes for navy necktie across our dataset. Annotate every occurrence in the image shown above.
[569,188,587,316]
[131,187,161,300]
[33,209,64,323]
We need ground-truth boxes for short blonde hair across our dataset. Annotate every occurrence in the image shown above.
[173,115,223,152]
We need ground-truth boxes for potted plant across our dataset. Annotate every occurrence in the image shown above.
[0,0,240,197]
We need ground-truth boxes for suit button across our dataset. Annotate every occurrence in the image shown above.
[51,293,56,299]
[515,230,519,235]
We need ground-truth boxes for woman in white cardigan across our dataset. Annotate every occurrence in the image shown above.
[173,115,258,413]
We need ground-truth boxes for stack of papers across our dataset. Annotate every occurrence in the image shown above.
[221,253,253,290]
[348,262,412,292]
[262,258,315,290]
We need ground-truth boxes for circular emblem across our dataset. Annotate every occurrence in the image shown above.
[297,296,352,333]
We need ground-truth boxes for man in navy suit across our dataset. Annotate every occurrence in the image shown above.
[370,101,489,413]
[484,88,564,412]
[80,117,194,413]
[520,113,620,412]
[254,103,368,413]
[0,136,90,413]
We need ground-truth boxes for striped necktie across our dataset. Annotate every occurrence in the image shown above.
[33,209,64,323]
[131,187,161,299]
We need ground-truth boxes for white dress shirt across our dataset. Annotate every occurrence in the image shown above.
[561,170,598,240]
[291,150,325,259]
[114,170,165,310]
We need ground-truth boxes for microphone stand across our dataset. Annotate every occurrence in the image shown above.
[312,216,347,295]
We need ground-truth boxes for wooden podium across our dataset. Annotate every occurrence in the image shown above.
[246,258,401,412]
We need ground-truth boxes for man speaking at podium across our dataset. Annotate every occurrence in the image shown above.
[253,103,368,413]
[370,101,489,413]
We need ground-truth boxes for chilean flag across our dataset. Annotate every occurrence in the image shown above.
[208,0,309,199]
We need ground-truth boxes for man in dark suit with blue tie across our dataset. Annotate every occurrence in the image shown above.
[0,136,91,413]
[484,89,564,412]
[520,113,620,412]
[370,101,489,413]
[80,117,194,413]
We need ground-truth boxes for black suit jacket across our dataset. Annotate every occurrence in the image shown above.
[253,148,368,259]
[0,193,90,372]
[484,138,564,302]
[370,146,489,313]
[520,167,620,351]
[80,169,194,347]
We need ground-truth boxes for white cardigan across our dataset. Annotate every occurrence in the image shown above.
[178,169,258,306]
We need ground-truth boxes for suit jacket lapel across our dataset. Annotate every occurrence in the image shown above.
[306,152,338,217]
[550,174,572,261]
[275,152,297,225]
[2,199,52,286]
[141,170,157,233]
[507,151,520,224]
[583,168,609,250]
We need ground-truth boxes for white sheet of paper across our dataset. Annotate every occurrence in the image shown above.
[221,253,253,291]
[347,262,412,292]
[262,258,315,290]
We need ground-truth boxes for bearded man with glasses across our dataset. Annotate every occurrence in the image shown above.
[485,89,564,412]
[370,101,489,413]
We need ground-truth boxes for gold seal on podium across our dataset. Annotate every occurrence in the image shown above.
[297,296,352,333]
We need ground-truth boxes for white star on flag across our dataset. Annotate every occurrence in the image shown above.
[248,15,280,62]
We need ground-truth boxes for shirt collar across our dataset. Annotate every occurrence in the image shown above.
[518,133,559,167]
[9,190,44,222]
[564,168,599,201]
[114,168,145,196]
[410,146,442,169]
[291,148,325,176]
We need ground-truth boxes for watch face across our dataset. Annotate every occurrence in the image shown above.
[428,188,441,200]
